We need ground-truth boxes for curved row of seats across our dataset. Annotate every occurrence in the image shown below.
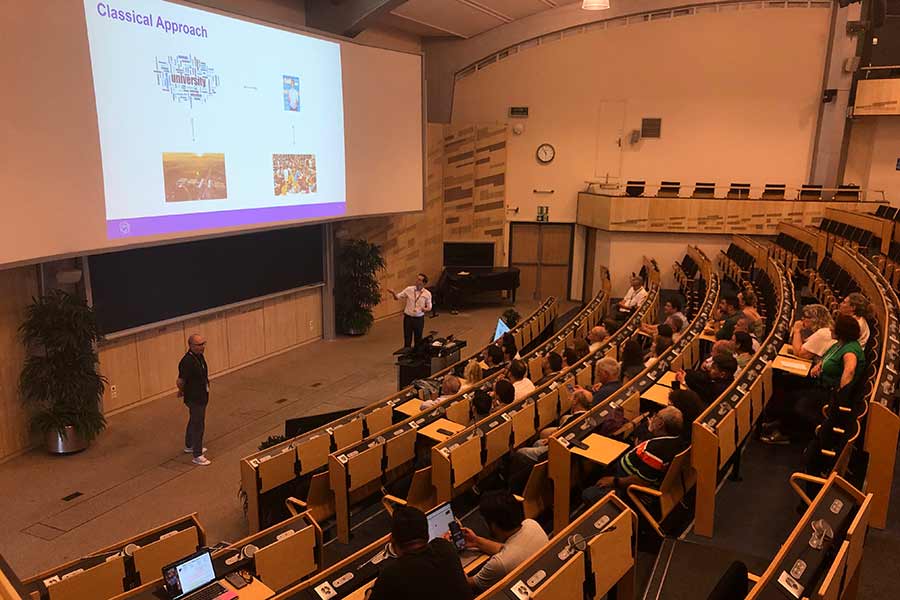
[324,261,654,543]
[240,297,560,532]
[547,247,719,531]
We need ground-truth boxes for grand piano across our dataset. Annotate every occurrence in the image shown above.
[433,242,520,310]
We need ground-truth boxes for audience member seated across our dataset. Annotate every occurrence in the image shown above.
[644,334,673,368]
[563,346,579,368]
[472,389,493,422]
[714,295,741,341]
[501,332,520,361]
[587,325,610,353]
[762,314,864,444]
[838,292,871,348]
[733,316,761,351]
[369,506,474,600]
[508,389,593,490]
[461,360,483,392]
[535,351,563,386]
[732,332,754,368]
[641,298,687,337]
[620,339,646,381]
[581,406,685,505]
[668,389,705,442]
[493,379,516,408]
[701,339,735,372]
[421,375,461,411]
[677,353,738,406]
[573,338,591,361]
[508,360,535,400]
[790,304,834,360]
[591,357,622,402]
[738,289,765,338]
[482,345,506,377]
[461,491,549,591]
[607,276,649,329]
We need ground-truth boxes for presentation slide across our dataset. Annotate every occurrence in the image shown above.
[82,0,347,239]
[1,2,422,269]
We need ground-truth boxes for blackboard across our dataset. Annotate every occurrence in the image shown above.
[89,225,324,334]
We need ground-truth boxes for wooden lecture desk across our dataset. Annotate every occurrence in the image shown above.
[417,418,466,443]
[570,434,630,466]
[640,383,672,407]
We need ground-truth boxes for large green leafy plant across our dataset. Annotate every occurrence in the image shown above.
[335,239,386,335]
[19,290,107,441]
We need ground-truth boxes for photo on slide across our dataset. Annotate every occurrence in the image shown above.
[162,152,228,202]
[283,75,300,111]
[272,154,317,196]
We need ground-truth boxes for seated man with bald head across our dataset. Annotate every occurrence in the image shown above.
[581,406,685,505]
[587,325,610,353]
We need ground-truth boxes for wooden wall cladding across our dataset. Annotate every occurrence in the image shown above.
[96,286,323,417]
[577,193,886,235]
[0,266,39,461]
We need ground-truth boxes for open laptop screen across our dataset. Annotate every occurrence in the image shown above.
[163,550,216,599]
[426,503,456,541]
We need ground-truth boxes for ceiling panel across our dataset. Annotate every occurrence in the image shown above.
[376,11,462,38]
[478,0,552,21]
[392,0,507,38]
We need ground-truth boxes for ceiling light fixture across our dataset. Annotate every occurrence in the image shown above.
[582,0,610,9]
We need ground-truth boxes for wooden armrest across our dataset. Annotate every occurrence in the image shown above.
[789,472,826,506]
[839,406,852,413]
[381,494,407,515]
[820,449,836,458]
[513,494,524,503]
[747,572,761,583]
[285,497,308,516]
[626,484,662,498]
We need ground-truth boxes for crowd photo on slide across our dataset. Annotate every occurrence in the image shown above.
[272,153,318,196]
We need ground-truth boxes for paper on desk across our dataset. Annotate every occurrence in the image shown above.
[776,357,810,370]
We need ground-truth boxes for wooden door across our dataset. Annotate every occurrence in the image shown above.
[510,223,573,301]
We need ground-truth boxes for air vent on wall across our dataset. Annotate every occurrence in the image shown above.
[641,118,662,138]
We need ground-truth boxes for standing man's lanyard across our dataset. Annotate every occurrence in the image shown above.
[414,289,423,313]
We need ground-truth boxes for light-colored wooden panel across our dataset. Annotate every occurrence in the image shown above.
[540,265,570,300]
[98,337,140,413]
[854,78,900,116]
[264,294,300,354]
[296,288,323,343]
[540,224,571,264]
[510,223,539,264]
[0,266,39,460]
[226,304,266,367]
[181,313,229,375]
[136,323,186,399]
[514,264,539,302]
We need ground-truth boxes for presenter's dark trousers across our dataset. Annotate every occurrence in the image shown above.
[184,401,207,458]
[403,314,425,348]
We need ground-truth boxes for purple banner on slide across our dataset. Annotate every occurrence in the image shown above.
[107,202,346,239]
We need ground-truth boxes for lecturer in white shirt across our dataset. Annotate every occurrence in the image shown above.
[388,273,433,349]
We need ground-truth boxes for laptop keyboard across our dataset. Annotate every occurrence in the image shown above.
[185,582,227,600]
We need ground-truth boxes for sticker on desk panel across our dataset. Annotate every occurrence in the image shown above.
[314,582,337,598]
[510,579,532,599]
[777,571,804,598]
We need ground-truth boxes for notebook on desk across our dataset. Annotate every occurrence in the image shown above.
[161,550,237,600]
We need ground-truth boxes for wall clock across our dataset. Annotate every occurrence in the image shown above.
[536,143,555,164]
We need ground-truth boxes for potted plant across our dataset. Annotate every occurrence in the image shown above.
[335,239,386,335]
[19,290,107,454]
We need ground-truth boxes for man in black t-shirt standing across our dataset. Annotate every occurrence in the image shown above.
[368,506,473,600]
[177,334,211,466]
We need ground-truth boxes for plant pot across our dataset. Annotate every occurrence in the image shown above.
[45,426,89,454]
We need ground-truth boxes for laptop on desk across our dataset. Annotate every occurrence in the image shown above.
[162,550,237,600]
[425,503,482,568]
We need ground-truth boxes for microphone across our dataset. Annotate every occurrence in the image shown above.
[556,516,618,561]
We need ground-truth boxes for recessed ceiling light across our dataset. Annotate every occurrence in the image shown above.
[583,0,611,9]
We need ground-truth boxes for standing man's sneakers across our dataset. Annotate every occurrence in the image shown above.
[192,456,212,466]
[184,447,208,454]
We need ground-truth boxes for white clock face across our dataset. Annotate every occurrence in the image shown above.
[537,144,555,163]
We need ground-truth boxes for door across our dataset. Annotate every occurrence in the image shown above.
[510,223,573,302]
[594,100,626,182]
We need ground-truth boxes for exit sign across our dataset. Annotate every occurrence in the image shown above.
[509,106,529,118]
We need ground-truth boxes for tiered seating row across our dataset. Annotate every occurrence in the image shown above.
[240,298,560,533]
[548,249,720,531]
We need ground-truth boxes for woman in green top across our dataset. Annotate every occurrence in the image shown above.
[761,314,863,445]
[809,314,864,390]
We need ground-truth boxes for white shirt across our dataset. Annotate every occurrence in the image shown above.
[621,286,648,310]
[803,327,836,357]
[473,520,549,590]
[856,317,870,348]
[513,378,535,400]
[397,285,432,317]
